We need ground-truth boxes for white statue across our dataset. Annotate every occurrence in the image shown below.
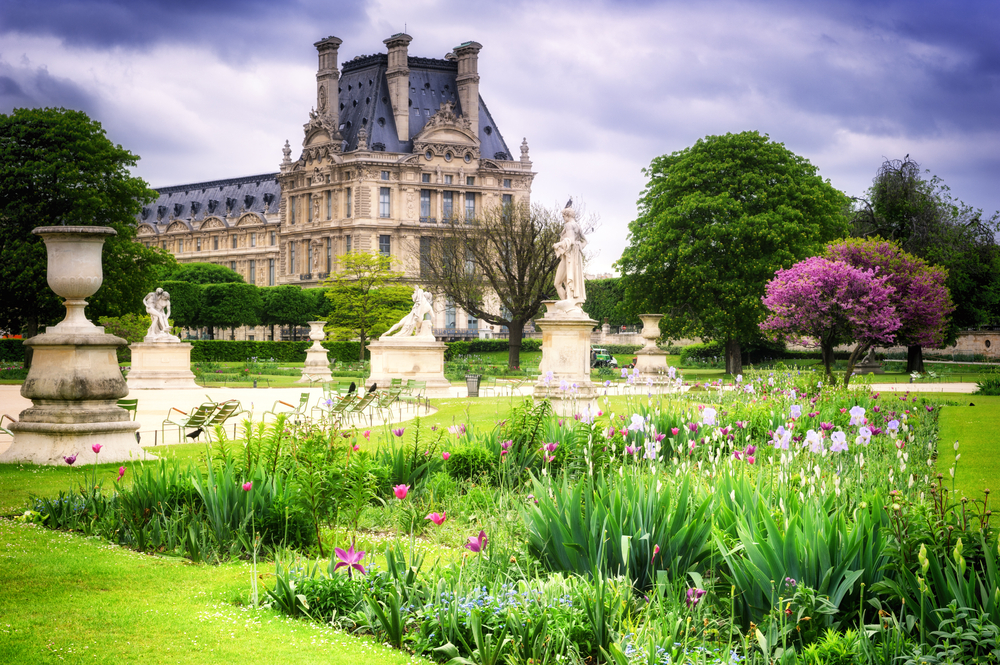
[553,203,587,309]
[143,288,179,342]
[381,286,434,339]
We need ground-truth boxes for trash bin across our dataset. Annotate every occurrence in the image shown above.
[466,374,482,397]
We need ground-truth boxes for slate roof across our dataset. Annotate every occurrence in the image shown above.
[137,173,281,229]
[338,54,512,159]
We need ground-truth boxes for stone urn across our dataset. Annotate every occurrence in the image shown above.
[1,226,142,465]
[299,320,333,382]
[634,313,668,375]
[42,226,117,332]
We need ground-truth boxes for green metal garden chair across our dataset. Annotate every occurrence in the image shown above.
[161,402,218,443]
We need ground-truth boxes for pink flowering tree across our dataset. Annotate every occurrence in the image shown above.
[760,257,902,385]
[825,238,954,373]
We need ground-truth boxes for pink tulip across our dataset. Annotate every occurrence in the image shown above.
[465,530,488,553]
[242,481,253,491]
[393,484,409,500]
[63,454,77,465]
[363,430,371,440]
[671,427,679,436]
[117,466,126,481]
[92,443,103,454]
[652,544,660,561]
[353,444,360,451]
[426,512,446,526]
[442,451,450,460]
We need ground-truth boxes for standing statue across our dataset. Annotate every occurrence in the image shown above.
[143,288,179,342]
[381,286,434,339]
[553,203,587,308]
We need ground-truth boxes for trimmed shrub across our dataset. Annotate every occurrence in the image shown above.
[445,443,495,482]
[0,339,25,363]
[189,340,366,363]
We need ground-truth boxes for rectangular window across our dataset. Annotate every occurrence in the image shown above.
[420,236,432,279]
[326,237,332,273]
[268,259,275,286]
[421,173,430,183]
[178,240,184,253]
[381,171,390,181]
[290,243,296,274]
[444,175,453,184]
[232,235,238,249]
[248,260,256,285]
[443,191,454,219]
[307,194,313,223]
[379,234,391,256]
[289,195,295,224]
[503,178,511,188]
[250,233,256,247]
[466,176,475,186]
[345,235,352,254]
[326,191,332,219]
[345,188,352,217]
[465,192,475,220]
[420,189,431,220]
[445,301,456,328]
[213,236,219,250]
[196,238,201,251]
[502,193,513,206]
[306,242,313,274]
[230,261,236,272]
[379,187,390,218]
[270,231,276,245]
[468,313,478,330]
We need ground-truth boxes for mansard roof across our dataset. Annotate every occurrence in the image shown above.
[136,173,280,230]
[337,54,512,160]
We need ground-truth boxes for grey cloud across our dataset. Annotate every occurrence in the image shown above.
[0,59,97,114]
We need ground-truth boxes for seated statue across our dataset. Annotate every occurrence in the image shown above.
[381,286,434,339]
[143,288,180,342]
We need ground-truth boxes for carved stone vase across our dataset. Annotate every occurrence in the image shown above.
[1,227,142,465]
[299,320,333,382]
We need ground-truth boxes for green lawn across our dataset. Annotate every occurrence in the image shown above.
[936,393,1000,506]
[0,518,429,665]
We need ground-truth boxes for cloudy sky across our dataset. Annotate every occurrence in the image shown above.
[2,0,998,274]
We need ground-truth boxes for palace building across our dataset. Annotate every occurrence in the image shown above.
[136,33,536,339]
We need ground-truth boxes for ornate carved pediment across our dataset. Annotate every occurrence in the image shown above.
[236,213,264,227]
[302,108,343,151]
[413,100,479,157]
[137,223,157,236]
[166,220,190,234]
[199,216,226,231]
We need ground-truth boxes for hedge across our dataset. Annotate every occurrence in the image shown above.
[189,340,367,364]
[679,340,854,365]
[0,339,24,363]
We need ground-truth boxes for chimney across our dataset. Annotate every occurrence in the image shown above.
[383,33,412,142]
[454,41,482,137]
[314,36,343,136]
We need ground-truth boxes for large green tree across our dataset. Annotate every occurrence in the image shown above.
[259,285,311,341]
[200,282,262,340]
[851,156,1000,369]
[617,131,850,375]
[323,252,406,360]
[0,107,174,362]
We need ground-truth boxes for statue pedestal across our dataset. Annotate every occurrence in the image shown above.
[533,301,598,417]
[1,330,144,465]
[852,362,885,375]
[367,335,452,397]
[126,342,198,389]
[634,313,668,375]
[298,322,333,383]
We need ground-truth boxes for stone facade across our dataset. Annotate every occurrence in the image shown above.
[136,33,535,340]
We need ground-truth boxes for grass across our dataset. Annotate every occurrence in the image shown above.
[0,518,430,665]
[936,393,1000,505]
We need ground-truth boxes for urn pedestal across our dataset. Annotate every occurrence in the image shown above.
[532,301,598,417]
[298,321,333,383]
[634,314,669,375]
[0,227,143,465]
[366,334,452,397]
[126,342,198,389]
